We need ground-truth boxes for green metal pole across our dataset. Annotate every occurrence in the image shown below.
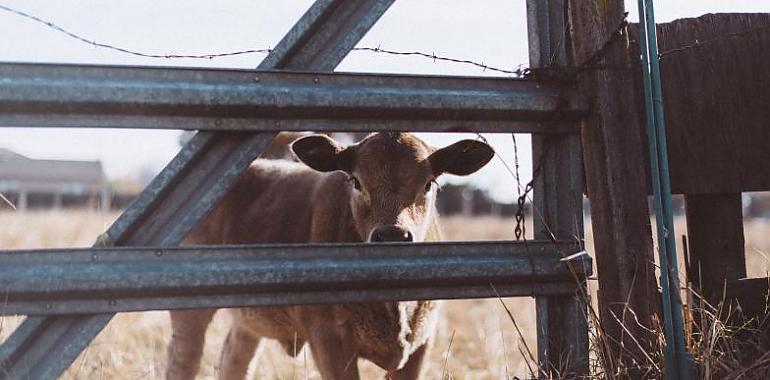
[636,0,695,379]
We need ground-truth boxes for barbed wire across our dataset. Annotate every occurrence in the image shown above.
[3,4,769,79]
[0,4,528,76]
[474,132,550,242]
[0,4,274,60]
[578,13,629,69]
[351,47,529,76]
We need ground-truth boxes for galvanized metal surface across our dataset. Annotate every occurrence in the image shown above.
[257,0,393,71]
[105,132,274,246]
[0,62,585,133]
[526,0,590,376]
[0,242,590,315]
[0,1,395,379]
[0,315,112,380]
[0,0,593,378]
[637,0,694,378]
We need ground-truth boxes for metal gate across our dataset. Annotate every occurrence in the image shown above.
[0,1,590,378]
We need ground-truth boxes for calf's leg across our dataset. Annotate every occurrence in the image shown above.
[218,325,260,380]
[166,309,216,380]
[386,340,432,380]
[308,326,361,380]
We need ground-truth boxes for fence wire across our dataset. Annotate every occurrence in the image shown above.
[3,4,769,79]
[8,3,764,242]
[0,4,528,76]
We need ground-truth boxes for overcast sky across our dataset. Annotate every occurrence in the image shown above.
[0,0,768,202]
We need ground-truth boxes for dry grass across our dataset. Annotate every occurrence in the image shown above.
[3,211,770,379]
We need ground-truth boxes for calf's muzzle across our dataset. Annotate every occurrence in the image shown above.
[369,225,414,242]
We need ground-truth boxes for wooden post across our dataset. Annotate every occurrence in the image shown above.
[685,193,746,306]
[569,0,661,371]
[526,1,588,376]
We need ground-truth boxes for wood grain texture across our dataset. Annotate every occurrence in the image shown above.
[569,0,660,370]
[629,13,770,194]
[685,193,746,305]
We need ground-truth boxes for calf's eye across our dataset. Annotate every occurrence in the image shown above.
[424,180,436,194]
[349,176,362,191]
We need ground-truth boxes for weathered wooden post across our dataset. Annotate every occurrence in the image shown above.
[569,0,661,371]
[685,194,746,306]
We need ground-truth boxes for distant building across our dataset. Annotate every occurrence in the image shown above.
[0,148,109,211]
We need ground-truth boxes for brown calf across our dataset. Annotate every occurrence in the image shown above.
[166,132,494,379]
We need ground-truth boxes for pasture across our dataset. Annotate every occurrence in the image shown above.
[2,210,769,379]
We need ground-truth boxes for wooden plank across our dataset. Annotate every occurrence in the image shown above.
[685,193,746,305]
[629,13,770,194]
[569,0,661,372]
[727,277,770,321]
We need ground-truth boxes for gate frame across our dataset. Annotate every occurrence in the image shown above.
[0,1,589,378]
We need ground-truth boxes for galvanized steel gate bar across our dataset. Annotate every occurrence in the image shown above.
[0,242,590,315]
[528,0,590,375]
[0,0,590,378]
[0,63,586,133]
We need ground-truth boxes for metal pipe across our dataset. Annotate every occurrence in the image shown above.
[0,62,585,133]
[637,1,694,378]
[0,242,590,315]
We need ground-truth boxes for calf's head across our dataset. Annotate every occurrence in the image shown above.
[292,133,493,242]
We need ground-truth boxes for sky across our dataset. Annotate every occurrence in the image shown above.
[0,0,768,202]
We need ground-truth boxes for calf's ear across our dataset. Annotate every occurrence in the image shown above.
[291,134,352,172]
[429,139,494,176]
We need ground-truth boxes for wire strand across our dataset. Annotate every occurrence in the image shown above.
[0,4,528,76]
[0,4,274,59]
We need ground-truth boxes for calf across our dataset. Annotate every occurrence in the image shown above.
[166,132,494,380]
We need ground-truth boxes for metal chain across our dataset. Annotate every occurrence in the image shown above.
[578,12,630,69]
[512,144,551,241]
[474,132,550,242]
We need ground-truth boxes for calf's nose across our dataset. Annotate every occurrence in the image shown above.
[369,225,414,242]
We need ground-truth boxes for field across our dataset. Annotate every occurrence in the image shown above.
[1,211,770,379]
